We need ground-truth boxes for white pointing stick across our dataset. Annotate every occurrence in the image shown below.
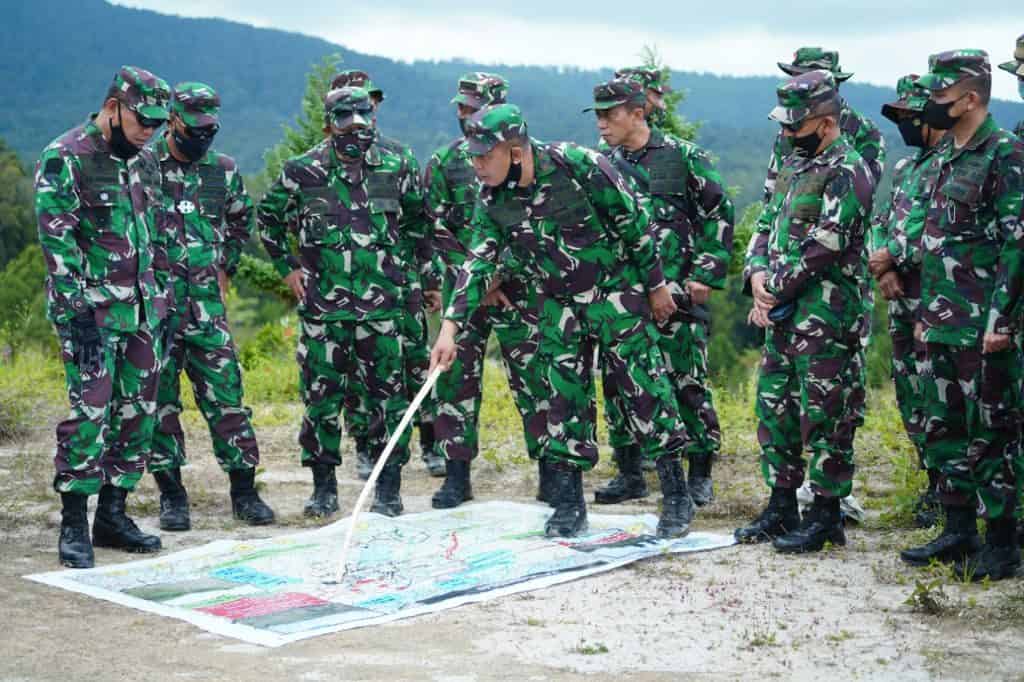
[329,366,443,585]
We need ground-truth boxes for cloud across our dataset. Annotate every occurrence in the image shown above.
[112,1,1024,100]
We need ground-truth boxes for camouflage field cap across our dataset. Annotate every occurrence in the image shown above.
[778,47,853,82]
[918,49,991,90]
[171,82,220,127]
[107,65,170,121]
[451,72,510,109]
[330,70,384,100]
[614,66,672,94]
[463,104,528,156]
[881,74,929,123]
[998,34,1024,77]
[769,70,840,126]
[583,78,647,112]
[324,87,375,129]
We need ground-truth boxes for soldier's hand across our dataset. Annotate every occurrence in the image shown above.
[914,322,925,343]
[750,271,777,308]
[747,305,773,329]
[878,271,904,300]
[648,285,677,322]
[482,288,512,309]
[284,269,305,302]
[423,290,442,313]
[218,270,231,303]
[983,332,1012,354]
[868,248,895,278]
[685,280,712,306]
[430,320,459,372]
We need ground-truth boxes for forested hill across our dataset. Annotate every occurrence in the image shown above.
[3,0,1022,209]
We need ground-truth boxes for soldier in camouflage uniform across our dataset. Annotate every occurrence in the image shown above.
[430,104,693,539]
[259,86,430,518]
[613,67,672,129]
[998,34,1024,138]
[868,73,948,529]
[36,66,172,568]
[589,79,733,508]
[330,70,443,480]
[424,73,550,509]
[899,51,1024,581]
[148,83,275,531]
[737,71,874,554]
[768,48,886,474]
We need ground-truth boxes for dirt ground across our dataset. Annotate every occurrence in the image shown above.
[2,409,1024,681]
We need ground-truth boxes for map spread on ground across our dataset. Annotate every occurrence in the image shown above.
[27,501,735,646]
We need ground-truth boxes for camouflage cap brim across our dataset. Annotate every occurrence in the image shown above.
[136,104,170,121]
[465,134,500,156]
[179,110,219,127]
[768,104,808,125]
[581,100,628,112]
[916,72,953,91]
[880,100,921,123]
[998,60,1024,77]
[330,111,373,129]
[451,92,486,108]
[777,63,854,82]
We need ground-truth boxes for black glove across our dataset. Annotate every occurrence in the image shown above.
[69,312,102,374]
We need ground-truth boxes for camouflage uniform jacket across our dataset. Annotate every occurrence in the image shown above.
[605,127,734,292]
[153,135,253,316]
[763,97,886,202]
[258,138,430,322]
[444,140,664,324]
[918,114,1024,347]
[744,136,874,348]
[34,115,170,331]
[870,144,943,305]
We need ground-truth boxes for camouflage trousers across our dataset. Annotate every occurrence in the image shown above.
[53,322,161,494]
[889,309,926,462]
[920,344,1023,520]
[434,279,546,462]
[605,311,720,462]
[149,304,259,474]
[298,316,411,467]
[755,331,856,498]
[539,290,687,470]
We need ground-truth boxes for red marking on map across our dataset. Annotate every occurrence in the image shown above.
[444,532,459,560]
[198,592,327,620]
[556,531,637,549]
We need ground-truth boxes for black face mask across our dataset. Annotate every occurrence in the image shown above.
[922,97,961,130]
[172,124,216,163]
[790,122,823,158]
[502,156,522,189]
[109,103,142,159]
[332,127,375,160]
[897,116,927,148]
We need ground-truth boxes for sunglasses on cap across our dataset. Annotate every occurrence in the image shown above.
[458,80,482,94]
[120,101,164,129]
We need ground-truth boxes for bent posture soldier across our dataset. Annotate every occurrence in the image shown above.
[590,79,733,507]
[899,51,1024,582]
[260,87,429,518]
[867,73,947,528]
[737,71,874,554]
[149,82,274,530]
[36,66,171,568]
[431,104,693,539]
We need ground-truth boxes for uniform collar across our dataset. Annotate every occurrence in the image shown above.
[948,113,997,161]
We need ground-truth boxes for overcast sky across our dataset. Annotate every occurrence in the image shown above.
[113,1,1023,101]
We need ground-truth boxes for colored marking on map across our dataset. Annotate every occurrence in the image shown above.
[198,592,327,620]
[211,566,299,588]
[444,532,459,560]
[123,578,238,602]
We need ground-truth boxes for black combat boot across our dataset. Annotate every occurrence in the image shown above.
[92,485,161,553]
[303,463,339,518]
[544,465,588,537]
[152,467,190,531]
[912,469,942,529]
[594,445,648,504]
[773,495,845,553]
[655,456,695,538]
[687,454,714,507]
[229,468,276,525]
[432,459,473,509]
[734,487,800,544]
[371,464,404,517]
[900,504,981,566]
[536,459,557,507]
[58,492,94,568]
[419,423,446,478]
[954,517,1021,582]
[355,437,373,481]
